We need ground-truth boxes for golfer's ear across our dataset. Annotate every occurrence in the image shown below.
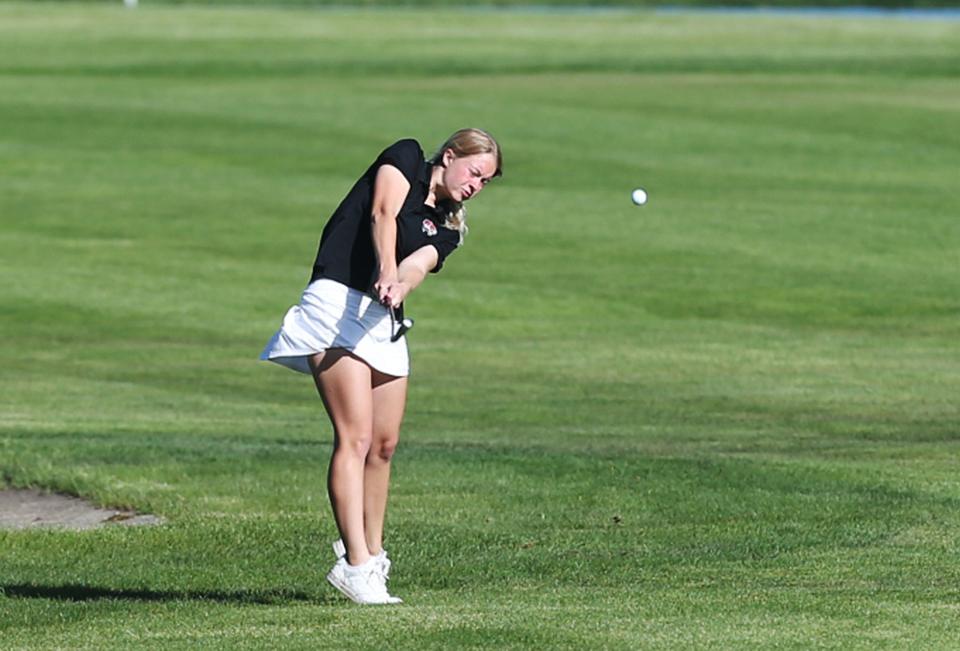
[441,148,455,168]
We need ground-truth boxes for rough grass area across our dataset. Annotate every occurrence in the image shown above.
[1,3,959,649]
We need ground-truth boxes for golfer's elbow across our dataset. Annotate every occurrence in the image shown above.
[370,206,394,224]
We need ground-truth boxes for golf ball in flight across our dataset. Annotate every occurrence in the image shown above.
[631,188,648,205]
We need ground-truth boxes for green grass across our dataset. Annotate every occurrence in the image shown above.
[1,3,959,649]
[26,0,960,8]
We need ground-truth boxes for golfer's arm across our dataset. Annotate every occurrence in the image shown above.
[370,165,410,277]
[397,245,439,295]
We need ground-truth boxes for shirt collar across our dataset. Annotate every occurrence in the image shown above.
[419,159,433,189]
[418,160,445,216]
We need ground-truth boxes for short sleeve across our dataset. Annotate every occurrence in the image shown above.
[374,139,423,186]
[429,229,461,274]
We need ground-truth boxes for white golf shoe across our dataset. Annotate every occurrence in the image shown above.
[326,556,400,605]
[329,540,402,604]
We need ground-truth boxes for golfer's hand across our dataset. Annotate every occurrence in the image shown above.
[381,281,411,309]
[385,246,436,309]
[374,270,399,305]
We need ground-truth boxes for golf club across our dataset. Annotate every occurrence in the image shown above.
[389,305,414,342]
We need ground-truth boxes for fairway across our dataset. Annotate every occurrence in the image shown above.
[1,3,959,648]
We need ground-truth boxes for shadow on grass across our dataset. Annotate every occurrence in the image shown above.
[1,583,334,605]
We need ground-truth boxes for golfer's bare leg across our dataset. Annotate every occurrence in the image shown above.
[365,370,407,554]
[310,349,373,567]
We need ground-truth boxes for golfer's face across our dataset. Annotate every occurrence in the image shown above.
[442,152,497,203]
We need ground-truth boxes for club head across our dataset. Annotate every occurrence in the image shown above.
[392,318,413,342]
[389,307,414,342]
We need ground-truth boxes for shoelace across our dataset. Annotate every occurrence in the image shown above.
[378,556,392,582]
[364,566,393,599]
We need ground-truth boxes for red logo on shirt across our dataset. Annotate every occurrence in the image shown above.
[421,219,438,237]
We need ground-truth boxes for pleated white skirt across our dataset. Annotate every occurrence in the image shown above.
[259,278,410,377]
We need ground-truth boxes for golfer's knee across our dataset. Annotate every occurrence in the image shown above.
[370,435,399,463]
[336,431,373,459]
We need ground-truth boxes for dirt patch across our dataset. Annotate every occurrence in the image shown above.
[0,489,164,531]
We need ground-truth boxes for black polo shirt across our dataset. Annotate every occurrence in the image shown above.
[309,139,462,293]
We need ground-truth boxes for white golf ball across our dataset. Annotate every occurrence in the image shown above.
[631,188,648,205]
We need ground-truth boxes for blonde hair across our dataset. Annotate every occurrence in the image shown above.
[429,128,503,243]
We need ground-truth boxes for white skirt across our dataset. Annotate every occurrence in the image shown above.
[259,278,410,377]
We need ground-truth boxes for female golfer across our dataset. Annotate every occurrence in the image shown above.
[260,129,502,604]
